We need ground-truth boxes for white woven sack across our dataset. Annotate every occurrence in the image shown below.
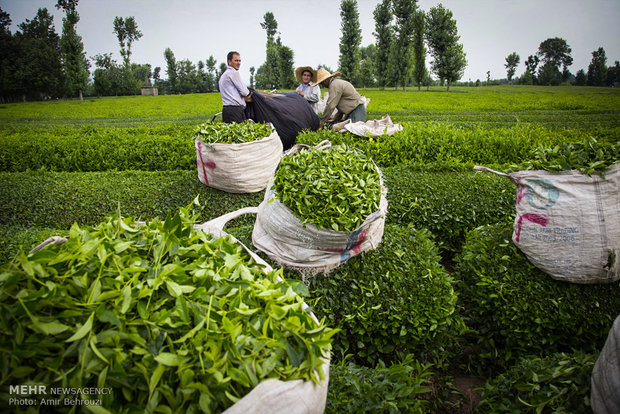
[591,314,620,414]
[252,144,388,275]
[32,210,330,414]
[341,115,403,138]
[475,164,619,284]
[195,127,283,193]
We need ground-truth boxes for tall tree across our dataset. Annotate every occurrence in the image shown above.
[164,47,177,94]
[338,0,362,82]
[16,8,63,99]
[505,52,520,84]
[55,0,89,99]
[373,0,393,89]
[607,61,620,87]
[412,9,426,91]
[0,8,20,101]
[523,54,539,84]
[574,69,587,86]
[358,44,376,87]
[536,37,572,78]
[390,0,416,91]
[249,66,255,89]
[258,11,280,89]
[276,38,296,89]
[205,55,217,92]
[260,11,278,45]
[425,3,467,91]
[113,16,142,67]
[586,47,607,86]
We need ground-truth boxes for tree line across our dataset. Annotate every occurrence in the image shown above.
[503,41,620,87]
[1,0,618,102]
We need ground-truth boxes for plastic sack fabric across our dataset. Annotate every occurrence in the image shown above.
[591,314,620,414]
[251,143,388,276]
[245,89,321,151]
[474,164,619,283]
[195,128,282,193]
[332,115,403,138]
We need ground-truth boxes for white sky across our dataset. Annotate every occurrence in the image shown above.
[2,0,619,84]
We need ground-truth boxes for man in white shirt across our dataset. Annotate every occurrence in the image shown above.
[218,51,253,123]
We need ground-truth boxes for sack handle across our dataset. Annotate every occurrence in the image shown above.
[198,207,258,238]
[285,140,332,156]
[473,165,511,177]
[30,236,68,253]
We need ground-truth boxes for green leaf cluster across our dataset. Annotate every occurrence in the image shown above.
[509,137,619,175]
[476,352,596,413]
[0,204,336,413]
[272,145,382,232]
[194,121,272,144]
[454,223,620,375]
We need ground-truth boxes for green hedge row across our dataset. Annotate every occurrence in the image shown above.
[0,170,262,229]
[297,122,593,168]
[0,169,517,257]
[0,122,598,172]
[0,125,196,172]
[454,223,620,375]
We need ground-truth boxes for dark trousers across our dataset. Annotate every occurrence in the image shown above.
[222,105,247,123]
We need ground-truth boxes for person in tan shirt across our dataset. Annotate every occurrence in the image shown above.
[312,68,366,124]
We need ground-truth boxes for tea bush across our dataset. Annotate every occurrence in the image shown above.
[296,122,586,168]
[308,224,465,368]
[325,355,432,414]
[384,165,516,253]
[0,171,262,228]
[454,223,620,375]
[0,125,196,172]
[476,352,596,413]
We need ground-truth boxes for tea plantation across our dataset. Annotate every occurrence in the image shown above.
[1,85,619,413]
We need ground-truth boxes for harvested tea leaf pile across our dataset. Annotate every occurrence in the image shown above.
[0,202,335,412]
[272,145,382,232]
[513,137,619,175]
[195,121,272,144]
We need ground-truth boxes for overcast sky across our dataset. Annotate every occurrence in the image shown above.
[2,0,619,84]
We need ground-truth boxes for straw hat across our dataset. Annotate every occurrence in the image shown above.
[312,68,342,86]
[295,66,317,84]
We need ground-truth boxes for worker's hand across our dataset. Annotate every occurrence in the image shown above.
[244,92,253,102]
[296,90,304,95]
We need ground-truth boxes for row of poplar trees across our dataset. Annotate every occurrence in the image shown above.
[340,0,466,91]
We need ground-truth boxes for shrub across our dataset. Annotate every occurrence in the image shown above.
[476,352,596,413]
[454,223,620,375]
[384,166,516,253]
[0,125,196,172]
[307,224,466,368]
[0,171,262,228]
[326,354,433,414]
[296,123,580,168]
